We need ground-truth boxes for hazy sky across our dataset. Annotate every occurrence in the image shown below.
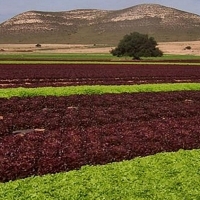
[0,0,200,23]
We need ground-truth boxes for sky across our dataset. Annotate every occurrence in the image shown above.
[0,0,200,23]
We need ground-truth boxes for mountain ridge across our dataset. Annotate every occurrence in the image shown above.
[0,4,200,44]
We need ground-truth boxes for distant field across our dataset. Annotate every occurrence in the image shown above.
[0,46,200,199]
[1,41,200,55]
[0,49,200,65]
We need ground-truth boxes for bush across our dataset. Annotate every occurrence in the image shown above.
[111,32,163,59]
[184,46,192,50]
[35,44,41,48]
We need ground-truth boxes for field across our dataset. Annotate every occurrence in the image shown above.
[1,41,200,55]
[0,52,200,199]
[0,64,200,88]
[1,91,200,183]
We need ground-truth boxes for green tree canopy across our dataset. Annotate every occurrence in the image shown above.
[111,32,163,59]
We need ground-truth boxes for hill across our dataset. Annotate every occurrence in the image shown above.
[0,4,200,44]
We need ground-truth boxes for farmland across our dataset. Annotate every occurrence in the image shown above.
[0,64,200,88]
[0,54,200,199]
[1,91,200,183]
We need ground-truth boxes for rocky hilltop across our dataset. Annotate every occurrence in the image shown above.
[0,4,200,44]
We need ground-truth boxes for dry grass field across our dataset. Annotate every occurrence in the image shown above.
[158,41,200,55]
[0,41,200,55]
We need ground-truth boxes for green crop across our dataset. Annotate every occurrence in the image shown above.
[0,83,200,98]
[0,53,200,64]
[0,149,200,199]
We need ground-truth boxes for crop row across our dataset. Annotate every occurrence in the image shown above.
[0,64,200,87]
[1,91,200,182]
[1,83,200,98]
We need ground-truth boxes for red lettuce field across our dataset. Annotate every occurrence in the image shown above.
[1,91,200,182]
[0,64,200,88]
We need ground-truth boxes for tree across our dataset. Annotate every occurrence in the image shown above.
[110,32,163,59]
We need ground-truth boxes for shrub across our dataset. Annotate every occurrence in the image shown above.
[184,46,192,50]
[110,32,163,59]
[35,44,41,48]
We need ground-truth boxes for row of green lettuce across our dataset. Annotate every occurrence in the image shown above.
[0,149,200,199]
[1,83,200,98]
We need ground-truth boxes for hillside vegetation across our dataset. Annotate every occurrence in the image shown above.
[0,4,200,44]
